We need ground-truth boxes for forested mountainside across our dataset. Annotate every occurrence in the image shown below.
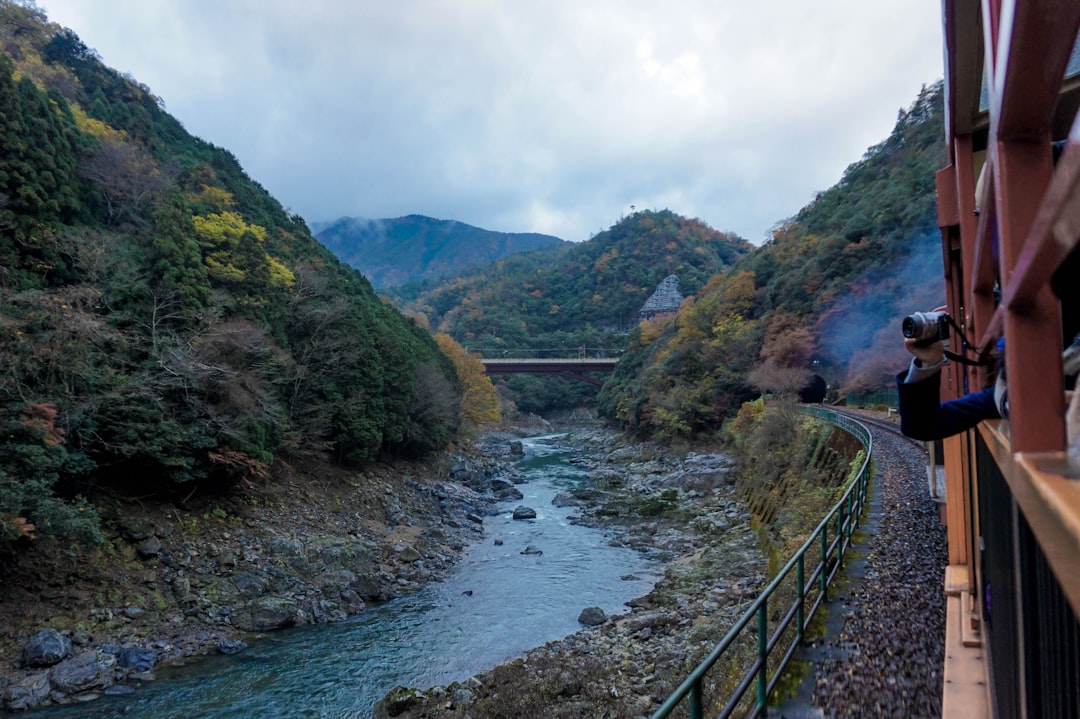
[598,83,947,438]
[385,209,752,415]
[0,2,466,546]
[315,214,566,289]
[390,209,753,345]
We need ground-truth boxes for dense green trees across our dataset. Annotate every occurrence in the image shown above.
[392,210,751,341]
[0,3,462,548]
[390,209,752,414]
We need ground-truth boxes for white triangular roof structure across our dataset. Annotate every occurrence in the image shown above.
[639,275,683,319]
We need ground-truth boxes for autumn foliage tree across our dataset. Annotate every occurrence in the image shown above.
[746,362,813,400]
[435,333,501,430]
[601,82,947,435]
[0,403,100,547]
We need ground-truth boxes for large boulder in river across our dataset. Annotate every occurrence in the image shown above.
[48,651,116,694]
[578,607,608,626]
[2,672,50,711]
[491,479,524,501]
[512,506,537,520]
[233,596,300,631]
[552,492,576,507]
[21,629,71,667]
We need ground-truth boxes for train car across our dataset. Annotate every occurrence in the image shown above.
[934,1,1080,716]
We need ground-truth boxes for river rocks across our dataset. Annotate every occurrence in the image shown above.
[551,492,575,507]
[520,545,543,555]
[106,646,158,672]
[374,685,427,718]
[217,638,247,655]
[577,607,608,626]
[21,629,71,667]
[490,478,523,501]
[2,672,50,710]
[380,421,777,719]
[552,487,606,507]
[48,650,116,695]
[512,506,537,520]
[509,440,524,456]
[393,544,423,563]
[234,597,301,632]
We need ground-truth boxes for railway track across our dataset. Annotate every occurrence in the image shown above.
[782,404,946,717]
[829,405,927,450]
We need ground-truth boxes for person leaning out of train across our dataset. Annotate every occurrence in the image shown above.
[896,322,1080,447]
[896,334,1004,441]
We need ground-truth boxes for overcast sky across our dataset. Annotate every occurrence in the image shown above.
[40,0,943,244]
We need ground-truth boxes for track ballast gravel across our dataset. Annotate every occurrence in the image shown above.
[781,412,948,719]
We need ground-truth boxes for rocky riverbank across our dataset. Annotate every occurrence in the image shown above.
[377,426,770,719]
[0,431,530,712]
[0,417,768,716]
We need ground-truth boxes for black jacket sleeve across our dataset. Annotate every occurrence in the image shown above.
[896,370,1000,441]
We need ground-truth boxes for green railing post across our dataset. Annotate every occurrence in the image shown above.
[757,601,768,712]
[820,522,828,596]
[648,408,875,719]
[689,678,703,719]
[836,504,844,567]
[796,554,805,640]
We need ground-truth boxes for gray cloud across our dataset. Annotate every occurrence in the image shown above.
[42,0,943,243]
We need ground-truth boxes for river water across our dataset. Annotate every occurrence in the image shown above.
[24,433,662,718]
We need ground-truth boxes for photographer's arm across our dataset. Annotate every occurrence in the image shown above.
[896,338,1000,440]
[901,337,945,383]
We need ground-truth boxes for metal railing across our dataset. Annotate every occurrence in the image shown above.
[650,406,873,719]
[844,389,898,409]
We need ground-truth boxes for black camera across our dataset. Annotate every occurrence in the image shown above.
[902,311,950,345]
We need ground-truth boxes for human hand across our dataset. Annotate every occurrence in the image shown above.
[905,337,945,367]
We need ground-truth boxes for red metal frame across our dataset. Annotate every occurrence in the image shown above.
[943,0,1080,452]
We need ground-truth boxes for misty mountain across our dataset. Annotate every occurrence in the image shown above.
[315,214,567,289]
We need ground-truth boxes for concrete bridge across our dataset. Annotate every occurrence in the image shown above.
[481,357,618,386]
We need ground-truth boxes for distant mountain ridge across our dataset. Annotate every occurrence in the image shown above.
[315,214,567,289]
[390,209,752,342]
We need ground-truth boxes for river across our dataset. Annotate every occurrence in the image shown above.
[22,433,662,718]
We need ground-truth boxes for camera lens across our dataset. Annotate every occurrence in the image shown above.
[902,315,920,338]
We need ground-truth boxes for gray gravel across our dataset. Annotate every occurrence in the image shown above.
[779,413,947,718]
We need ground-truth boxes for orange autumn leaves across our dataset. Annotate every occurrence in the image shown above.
[434,333,501,430]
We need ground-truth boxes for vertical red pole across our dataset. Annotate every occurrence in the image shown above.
[993,140,1065,451]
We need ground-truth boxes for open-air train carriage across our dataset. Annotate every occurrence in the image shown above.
[935,1,1080,716]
